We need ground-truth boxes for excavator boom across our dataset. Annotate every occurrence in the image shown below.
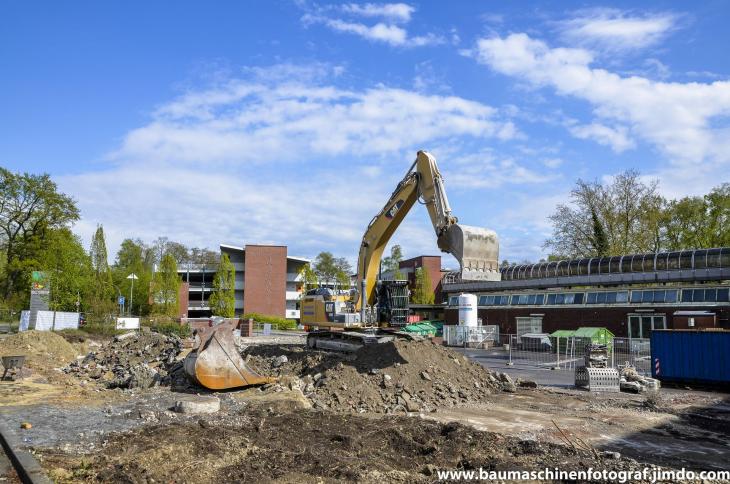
[356,151,500,310]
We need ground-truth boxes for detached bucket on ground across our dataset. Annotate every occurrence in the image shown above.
[184,321,275,390]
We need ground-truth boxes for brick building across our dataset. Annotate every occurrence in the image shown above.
[177,244,309,320]
[398,255,445,303]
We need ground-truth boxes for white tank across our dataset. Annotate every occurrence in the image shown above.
[457,293,478,327]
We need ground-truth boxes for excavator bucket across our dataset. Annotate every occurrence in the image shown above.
[183,320,275,390]
[438,223,501,282]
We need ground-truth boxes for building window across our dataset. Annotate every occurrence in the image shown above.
[449,296,458,306]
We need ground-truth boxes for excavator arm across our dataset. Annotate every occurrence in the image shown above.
[355,151,500,311]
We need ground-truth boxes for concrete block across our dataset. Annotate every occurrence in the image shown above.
[174,395,221,414]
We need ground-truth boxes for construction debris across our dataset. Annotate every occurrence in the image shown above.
[64,332,183,389]
[620,365,661,393]
[173,395,221,414]
[245,339,505,413]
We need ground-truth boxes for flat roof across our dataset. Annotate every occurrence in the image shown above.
[219,243,310,262]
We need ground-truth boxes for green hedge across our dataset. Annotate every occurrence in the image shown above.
[242,313,298,330]
[151,321,191,338]
[79,321,124,336]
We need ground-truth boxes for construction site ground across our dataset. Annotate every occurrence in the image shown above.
[0,330,728,482]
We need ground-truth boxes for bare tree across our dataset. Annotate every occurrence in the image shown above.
[544,170,664,258]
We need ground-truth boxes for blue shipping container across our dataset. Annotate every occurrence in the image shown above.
[651,330,730,384]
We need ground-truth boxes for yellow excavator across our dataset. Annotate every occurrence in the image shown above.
[184,150,501,387]
[302,150,500,351]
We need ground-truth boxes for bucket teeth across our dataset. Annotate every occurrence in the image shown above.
[184,321,275,390]
[438,224,501,281]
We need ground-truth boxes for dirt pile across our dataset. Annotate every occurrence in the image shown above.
[0,330,78,377]
[38,406,647,483]
[64,332,182,389]
[246,339,512,413]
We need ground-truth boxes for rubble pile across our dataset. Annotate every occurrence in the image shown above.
[620,366,661,393]
[64,332,183,389]
[246,339,519,413]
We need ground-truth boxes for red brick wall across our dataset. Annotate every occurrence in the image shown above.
[178,282,189,319]
[400,256,443,303]
[243,245,287,317]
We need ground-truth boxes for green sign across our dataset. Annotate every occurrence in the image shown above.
[31,271,49,291]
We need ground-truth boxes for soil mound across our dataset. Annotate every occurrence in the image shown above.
[0,330,78,375]
[64,331,182,389]
[246,339,508,413]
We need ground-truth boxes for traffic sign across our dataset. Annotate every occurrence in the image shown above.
[118,296,125,305]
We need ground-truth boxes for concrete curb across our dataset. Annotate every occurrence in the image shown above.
[0,422,51,484]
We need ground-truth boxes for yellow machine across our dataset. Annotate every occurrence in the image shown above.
[185,150,503,387]
[303,151,500,349]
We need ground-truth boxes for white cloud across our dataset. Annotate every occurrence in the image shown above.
[304,16,408,45]
[443,150,557,189]
[542,158,564,169]
[339,3,414,23]
[113,67,514,166]
[471,33,730,171]
[568,122,635,152]
[558,8,678,51]
[66,64,534,260]
[301,3,444,47]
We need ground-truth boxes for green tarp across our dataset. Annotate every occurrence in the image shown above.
[402,320,444,337]
[550,327,614,353]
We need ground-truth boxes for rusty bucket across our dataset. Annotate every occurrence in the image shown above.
[183,320,275,390]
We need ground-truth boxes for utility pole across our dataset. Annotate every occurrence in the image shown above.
[127,273,138,316]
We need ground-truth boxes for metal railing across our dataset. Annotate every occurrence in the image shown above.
[447,331,652,375]
[443,325,498,347]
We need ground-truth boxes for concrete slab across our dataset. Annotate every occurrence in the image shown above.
[174,395,220,414]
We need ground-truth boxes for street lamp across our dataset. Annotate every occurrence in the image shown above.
[126,273,138,316]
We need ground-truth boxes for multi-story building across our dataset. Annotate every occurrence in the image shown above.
[441,248,730,337]
[397,255,446,303]
[178,244,309,320]
[178,264,218,318]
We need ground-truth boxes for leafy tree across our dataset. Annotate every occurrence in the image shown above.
[591,208,609,257]
[0,168,79,303]
[151,254,180,317]
[381,245,404,279]
[209,253,235,317]
[113,238,152,316]
[298,263,318,292]
[412,266,435,304]
[40,228,93,312]
[189,247,220,266]
[313,252,338,283]
[313,252,352,289]
[165,241,190,265]
[662,184,730,250]
[89,224,115,317]
[544,170,664,257]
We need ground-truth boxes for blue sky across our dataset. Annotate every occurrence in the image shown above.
[2,1,730,268]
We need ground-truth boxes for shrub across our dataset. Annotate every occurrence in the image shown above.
[80,321,124,337]
[242,313,298,330]
[151,321,191,338]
